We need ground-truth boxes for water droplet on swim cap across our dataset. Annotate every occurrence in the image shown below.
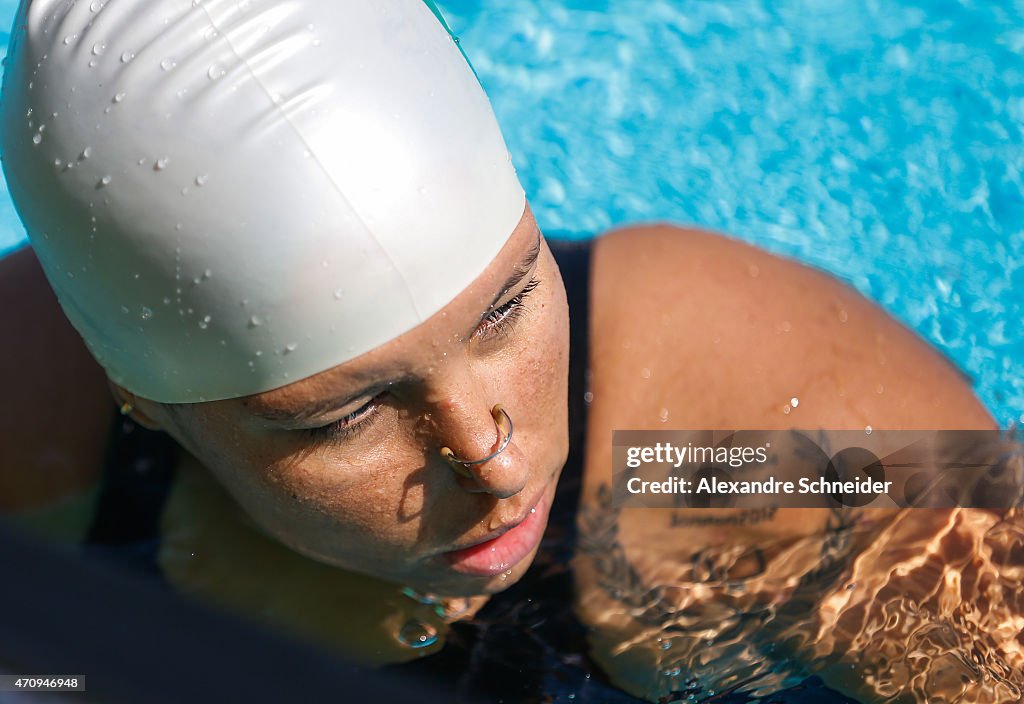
[32,133,42,145]
[2,0,524,403]
[113,92,126,103]
[92,43,106,56]
[98,174,112,187]
[141,306,153,320]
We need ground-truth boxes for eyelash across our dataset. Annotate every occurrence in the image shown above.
[305,276,542,443]
[477,276,540,340]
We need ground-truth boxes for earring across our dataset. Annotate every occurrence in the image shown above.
[119,401,134,416]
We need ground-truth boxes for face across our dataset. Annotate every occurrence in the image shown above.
[135,206,570,596]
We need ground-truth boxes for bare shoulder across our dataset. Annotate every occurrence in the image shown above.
[587,224,995,434]
[0,246,113,511]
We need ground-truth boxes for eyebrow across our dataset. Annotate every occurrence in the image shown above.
[250,233,543,425]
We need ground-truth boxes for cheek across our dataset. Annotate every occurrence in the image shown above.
[501,281,571,445]
[180,421,428,560]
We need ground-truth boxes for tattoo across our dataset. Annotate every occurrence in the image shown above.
[669,507,778,527]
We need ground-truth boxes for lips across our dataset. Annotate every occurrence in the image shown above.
[442,489,552,577]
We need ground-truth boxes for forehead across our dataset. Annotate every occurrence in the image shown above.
[237,207,541,415]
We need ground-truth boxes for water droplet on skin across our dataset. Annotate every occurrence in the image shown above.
[659,408,669,423]
[640,368,651,379]
[160,58,177,71]
[92,42,106,56]
[248,315,263,328]
[141,306,153,320]
[155,156,169,170]
[865,425,873,435]
[583,391,594,404]
[783,404,791,414]
[790,397,799,407]
[748,263,760,278]
[875,383,884,394]
[121,51,135,64]
[838,309,848,323]
[396,620,438,649]
[32,134,42,145]
[780,320,792,333]
[284,343,298,353]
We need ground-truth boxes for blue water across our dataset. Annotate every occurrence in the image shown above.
[0,0,1021,428]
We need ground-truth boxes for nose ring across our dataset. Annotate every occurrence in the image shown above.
[440,404,514,476]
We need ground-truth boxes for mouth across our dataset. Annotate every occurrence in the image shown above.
[441,486,554,577]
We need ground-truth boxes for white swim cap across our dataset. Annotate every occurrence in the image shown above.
[1,0,525,403]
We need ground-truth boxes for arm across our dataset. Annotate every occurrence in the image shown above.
[0,246,113,514]
[573,226,1016,702]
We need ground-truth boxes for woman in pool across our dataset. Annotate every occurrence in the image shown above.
[1,0,1020,701]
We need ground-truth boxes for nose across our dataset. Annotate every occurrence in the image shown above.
[433,400,529,499]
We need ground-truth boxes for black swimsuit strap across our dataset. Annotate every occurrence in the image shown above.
[545,236,593,545]
[85,413,179,570]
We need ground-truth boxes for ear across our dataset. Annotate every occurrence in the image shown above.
[106,379,165,431]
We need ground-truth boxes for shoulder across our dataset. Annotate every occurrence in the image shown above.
[0,246,113,512]
[585,223,995,432]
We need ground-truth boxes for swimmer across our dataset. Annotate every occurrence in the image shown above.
[0,1,1019,701]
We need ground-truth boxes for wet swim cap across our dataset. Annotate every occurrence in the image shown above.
[0,0,525,403]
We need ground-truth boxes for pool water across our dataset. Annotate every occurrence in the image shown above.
[434,0,1024,429]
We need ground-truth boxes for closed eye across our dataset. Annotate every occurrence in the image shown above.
[305,392,386,442]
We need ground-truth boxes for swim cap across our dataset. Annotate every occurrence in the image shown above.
[0,0,525,403]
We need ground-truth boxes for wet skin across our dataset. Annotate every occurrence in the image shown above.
[0,213,1010,698]
[123,206,570,597]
